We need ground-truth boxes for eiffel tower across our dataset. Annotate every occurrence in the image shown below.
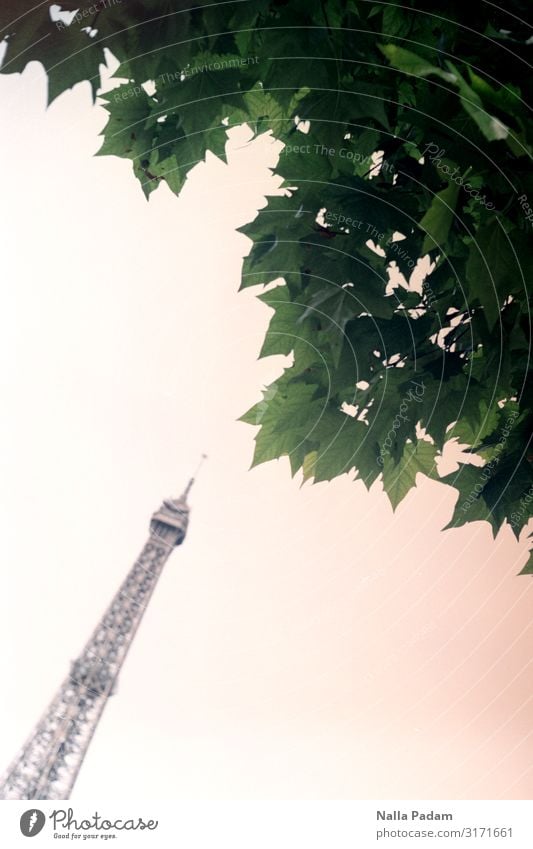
[0,460,205,800]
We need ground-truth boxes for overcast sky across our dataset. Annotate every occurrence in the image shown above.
[0,59,531,800]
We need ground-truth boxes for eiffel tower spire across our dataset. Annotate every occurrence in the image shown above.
[0,462,205,800]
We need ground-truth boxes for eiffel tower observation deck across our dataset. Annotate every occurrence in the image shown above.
[0,460,205,800]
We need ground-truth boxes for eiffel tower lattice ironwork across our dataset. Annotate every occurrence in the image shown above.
[0,462,205,800]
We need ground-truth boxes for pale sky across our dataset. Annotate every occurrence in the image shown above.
[0,59,531,800]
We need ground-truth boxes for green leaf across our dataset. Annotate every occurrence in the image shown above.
[382,440,439,510]
[258,284,310,358]
[0,0,106,103]
[302,450,318,482]
[382,4,412,38]
[446,62,509,143]
[419,180,460,253]
[465,220,532,329]
[239,196,318,288]
[312,410,370,482]
[240,379,323,469]
[242,83,309,136]
[379,45,457,84]
[451,399,502,450]
[519,551,533,576]
[5,0,532,561]
[442,454,533,540]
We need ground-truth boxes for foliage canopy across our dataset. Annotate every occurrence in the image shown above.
[1,0,532,572]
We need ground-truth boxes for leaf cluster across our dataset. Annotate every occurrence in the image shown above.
[2,0,532,571]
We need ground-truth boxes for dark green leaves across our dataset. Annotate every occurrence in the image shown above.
[378,45,457,85]
[465,220,532,329]
[382,440,438,510]
[3,0,532,571]
[0,0,106,103]
[239,378,324,469]
[520,550,533,576]
[419,181,460,253]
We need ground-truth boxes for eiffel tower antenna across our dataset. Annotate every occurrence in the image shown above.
[0,471,200,800]
[183,453,207,498]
